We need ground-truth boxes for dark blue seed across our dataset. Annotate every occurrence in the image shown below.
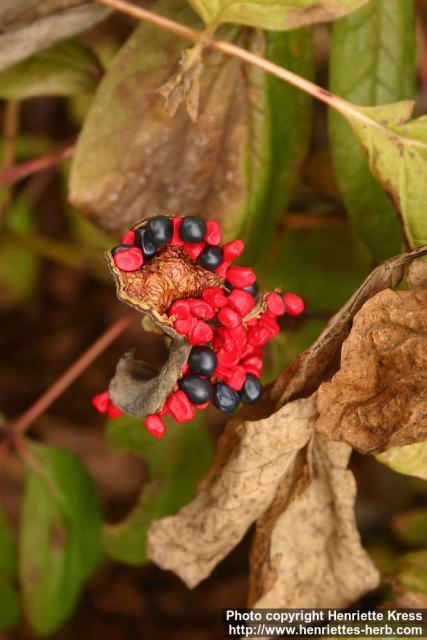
[213,383,240,413]
[189,347,217,377]
[146,215,173,246]
[134,227,157,258]
[111,244,134,255]
[197,245,223,271]
[226,280,259,297]
[180,216,207,244]
[179,375,213,405]
[240,374,263,405]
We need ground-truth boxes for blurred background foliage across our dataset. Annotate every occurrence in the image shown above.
[1,0,427,637]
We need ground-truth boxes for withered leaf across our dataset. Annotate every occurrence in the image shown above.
[109,342,191,418]
[249,433,379,607]
[0,1,110,71]
[316,288,427,454]
[147,395,317,588]
[377,442,427,482]
[271,244,427,408]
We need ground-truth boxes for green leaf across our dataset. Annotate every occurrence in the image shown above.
[393,509,427,548]
[242,27,314,262]
[0,506,20,631]
[334,98,427,250]
[329,0,416,261]
[0,583,20,631]
[69,0,313,248]
[0,195,39,310]
[187,0,369,30]
[19,443,102,635]
[0,40,102,100]
[103,414,214,564]
[377,442,427,482]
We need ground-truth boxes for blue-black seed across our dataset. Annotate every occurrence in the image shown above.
[189,347,217,377]
[226,280,259,297]
[240,374,263,405]
[197,245,223,270]
[180,216,207,244]
[135,227,157,258]
[146,215,173,246]
[111,244,134,255]
[179,375,213,405]
[213,383,240,413]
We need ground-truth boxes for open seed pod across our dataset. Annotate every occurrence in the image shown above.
[97,214,304,438]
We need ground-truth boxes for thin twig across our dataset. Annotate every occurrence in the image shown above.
[11,313,136,435]
[94,0,390,131]
[0,140,75,187]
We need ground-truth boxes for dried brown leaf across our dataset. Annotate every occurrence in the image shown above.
[249,433,379,607]
[316,288,427,454]
[407,259,427,290]
[147,395,317,588]
[0,0,110,71]
[270,244,427,407]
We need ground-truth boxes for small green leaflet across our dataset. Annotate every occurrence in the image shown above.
[377,441,427,482]
[345,101,427,249]
[19,443,102,635]
[187,0,369,30]
[0,40,102,100]
[0,506,20,631]
[329,0,416,261]
[103,414,213,564]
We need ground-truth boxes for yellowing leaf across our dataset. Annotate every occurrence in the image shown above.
[187,0,369,30]
[344,101,427,248]
[377,443,427,482]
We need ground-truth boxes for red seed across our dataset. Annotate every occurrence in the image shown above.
[181,362,190,376]
[266,291,286,316]
[227,289,255,317]
[223,239,245,261]
[215,363,232,380]
[225,365,246,391]
[170,216,184,246]
[212,327,235,352]
[217,306,242,329]
[283,292,305,316]
[248,325,271,346]
[215,260,230,278]
[217,348,241,368]
[259,313,280,337]
[184,242,205,260]
[227,324,248,347]
[202,287,228,309]
[240,342,256,359]
[242,363,262,378]
[188,298,215,320]
[167,390,195,423]
[92,391,110,414]
[226,266,256,288]
[121,230,135,244]
[113,246,143,271]
[145,414,166,438]
[196,401,210,410]
[158,404,170,416]
[188,320,213,345]
[174,316,197,336]
[205,220,221,245]
[107,402,123,419]
[241,355,262,373]
[168,299,191,319]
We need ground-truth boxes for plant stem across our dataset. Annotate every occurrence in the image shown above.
[0,139,75,187]
[94,0,381,129]
[11,313,136,435]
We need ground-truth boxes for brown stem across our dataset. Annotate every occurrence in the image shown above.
[94,0,384,130]
[11,313,136,435]
[1,100,21,220]
[0,140,75,187]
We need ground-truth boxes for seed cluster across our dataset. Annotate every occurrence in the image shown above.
[93,215,304,439]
